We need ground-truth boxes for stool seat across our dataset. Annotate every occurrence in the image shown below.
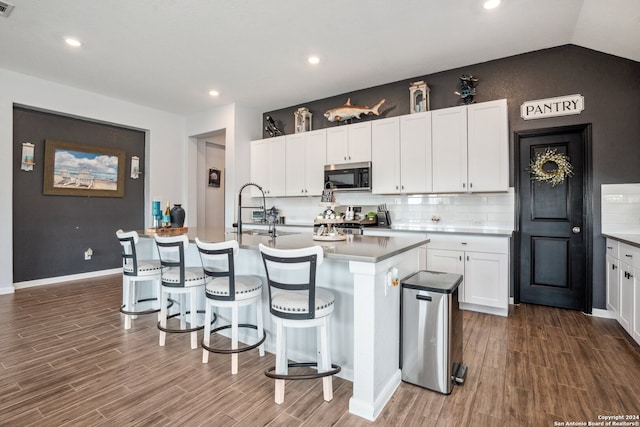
[205,275,262,299]
[161,267,207,286]
[271,288,334,318]
[123,260,161,275]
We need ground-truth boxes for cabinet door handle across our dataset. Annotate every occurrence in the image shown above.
[396,185,399,190]
[613,264,617,270]
[467,255,469,261]
[470,183,473,188]
[348,156,351,160]
[344,156,347,161]
[459,256,462,261]
[401,185,405,190]
[462,183,466,188]
[461,242,467,245]
[625,254,632,258]
[607,246,613,249]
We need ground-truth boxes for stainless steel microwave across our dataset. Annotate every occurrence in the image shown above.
[324,161,371,191]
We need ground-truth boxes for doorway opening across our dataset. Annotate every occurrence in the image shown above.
[514,124,593,312]
[196,132,226,230]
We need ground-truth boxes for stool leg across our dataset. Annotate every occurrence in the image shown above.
[180,294,187,330]
[256,297,265,357]
[190,288,198,350]
[123,276,132,330]
[159,288,167,346]
[202,301,212,363]
[130,281,138,320]
[319,317,333,402]
[275,318,287,404]
[231,304,238,374]
[155,277,162,322]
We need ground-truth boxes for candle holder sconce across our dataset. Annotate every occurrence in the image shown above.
[21,142,35,172]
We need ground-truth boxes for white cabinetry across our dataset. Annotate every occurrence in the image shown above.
[285,129,327,196]
[326,122,371,165]
[606,238,640,345]
[250,136,285,197]
[605,239,620,315]
[426,233,509,317]
[431,99,508,193]
[371,112,432,194]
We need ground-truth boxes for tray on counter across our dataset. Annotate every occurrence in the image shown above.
[146,227,188,236]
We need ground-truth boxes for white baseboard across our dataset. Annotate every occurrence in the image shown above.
[13,268,121,290]
[590,308,617,319]
[0,286,15,295]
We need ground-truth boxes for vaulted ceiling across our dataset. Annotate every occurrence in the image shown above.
[1,0,638,115]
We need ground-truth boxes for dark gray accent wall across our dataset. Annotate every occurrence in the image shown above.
[13,107,145,282]
[264,45,640,309]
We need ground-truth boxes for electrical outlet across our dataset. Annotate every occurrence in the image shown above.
[472,219,484,226]
[84,248,93,260]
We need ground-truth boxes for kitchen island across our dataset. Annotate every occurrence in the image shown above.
[140,228,429,421]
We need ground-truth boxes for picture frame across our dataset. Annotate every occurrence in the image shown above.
[43,139,126,197]
[208,168,221,187]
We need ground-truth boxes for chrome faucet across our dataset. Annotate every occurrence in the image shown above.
[237,182,266,236]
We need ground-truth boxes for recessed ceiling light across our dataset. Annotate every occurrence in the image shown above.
[209,90,219,97]
[483,0,501,9]
[308,56,320,65]
[64,37,82,47]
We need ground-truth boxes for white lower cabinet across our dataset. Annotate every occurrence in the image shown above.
[606,237,640,345]
[426,234,509,317]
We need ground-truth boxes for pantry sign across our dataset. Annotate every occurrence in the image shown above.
[520,94,584,120]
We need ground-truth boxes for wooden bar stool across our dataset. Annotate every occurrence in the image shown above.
[116,229,163,329]
[196,238,266,374]
[258,243,341,404]
[155,234,207,349]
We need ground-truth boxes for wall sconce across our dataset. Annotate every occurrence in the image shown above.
[294,107,312,133]
[409,80,430,114]
[130,156,141,179]
[21,142,35,171]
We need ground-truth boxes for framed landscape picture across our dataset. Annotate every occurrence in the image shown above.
[43,139,126,197]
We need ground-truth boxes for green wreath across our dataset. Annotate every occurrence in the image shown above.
[528,148,574,187]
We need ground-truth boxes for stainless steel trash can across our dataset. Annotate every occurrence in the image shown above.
[400,270,466,394]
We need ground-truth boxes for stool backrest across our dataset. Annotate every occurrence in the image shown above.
[154,234,189,287]
[195,238,238,301]
[258,243,324,320]
[116,229,140,276]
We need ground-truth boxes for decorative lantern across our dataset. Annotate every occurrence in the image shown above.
[409,81,430,114]
[294,107,312,133]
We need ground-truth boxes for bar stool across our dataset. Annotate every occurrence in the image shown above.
[258,243,341,404]
[116,229,163,330]
[155,234,207,349]
[195,238,266,374]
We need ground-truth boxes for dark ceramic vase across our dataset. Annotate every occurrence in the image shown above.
[170,204,185,228]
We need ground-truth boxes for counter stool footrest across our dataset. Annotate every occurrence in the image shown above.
[157,310,213,334]
[120,297,174,316]
[265,362,341,380]
[202,323,267,354]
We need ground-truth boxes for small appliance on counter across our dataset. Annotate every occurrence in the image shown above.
[377,204,392,227]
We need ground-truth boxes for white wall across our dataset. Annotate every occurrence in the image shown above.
[1,67,186,294]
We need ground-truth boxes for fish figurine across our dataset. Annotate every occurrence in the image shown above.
[324,98,385,123]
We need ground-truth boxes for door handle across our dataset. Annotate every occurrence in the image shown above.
[572,226,581,234]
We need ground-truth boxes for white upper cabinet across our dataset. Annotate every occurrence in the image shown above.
[432,105,468,193]
[326,121,371,165]
[285,129,327,196]
[467,99,509,192]
[371,117,400,194]
[372,112,432,194]
[432,99,508,193]
[250,136,286,197]
[400,111,432,194]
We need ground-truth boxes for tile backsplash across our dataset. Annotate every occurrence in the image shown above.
[601,183,640,233]
[250,188,515,231]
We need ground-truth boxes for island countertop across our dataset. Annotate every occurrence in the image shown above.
[141,227,429,263]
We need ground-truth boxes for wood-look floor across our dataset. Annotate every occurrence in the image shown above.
[1,275,639,426]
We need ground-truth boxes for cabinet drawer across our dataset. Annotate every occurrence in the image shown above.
[619,242,640,269]
[605,238,619,259]
[426,234,508,254]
